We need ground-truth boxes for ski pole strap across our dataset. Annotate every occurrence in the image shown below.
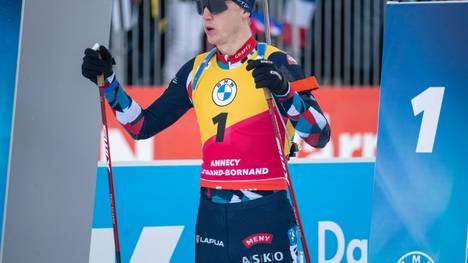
[192,48,217,92]
[290,76,320,92]
[256,42,267,59]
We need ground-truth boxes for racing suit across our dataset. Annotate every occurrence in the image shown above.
[103,36,330,262]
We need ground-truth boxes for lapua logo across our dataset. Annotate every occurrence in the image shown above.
[197,235,225,247]
[242,233,273,249]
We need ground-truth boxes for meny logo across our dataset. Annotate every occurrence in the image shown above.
[242,233,273,249]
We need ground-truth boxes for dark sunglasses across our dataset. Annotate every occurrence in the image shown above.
[195,0,229,15]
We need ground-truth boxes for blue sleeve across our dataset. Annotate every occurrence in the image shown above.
[104,58,195,140]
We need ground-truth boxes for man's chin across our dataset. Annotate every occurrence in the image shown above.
[206,35,220,46]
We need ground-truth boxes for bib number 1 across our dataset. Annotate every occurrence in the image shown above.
[212,113,228,142]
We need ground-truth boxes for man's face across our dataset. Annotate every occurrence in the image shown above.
[200,0,247,46]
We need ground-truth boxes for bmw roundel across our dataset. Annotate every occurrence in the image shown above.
[212,78,237,107]
[397,251,435,263]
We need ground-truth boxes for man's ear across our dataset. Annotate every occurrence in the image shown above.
[242,10,251,19]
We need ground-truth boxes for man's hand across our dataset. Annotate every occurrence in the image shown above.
[81,45,115,84]
[247,59,288,96]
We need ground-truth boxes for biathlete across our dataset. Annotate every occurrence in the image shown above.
[82,0,330,262]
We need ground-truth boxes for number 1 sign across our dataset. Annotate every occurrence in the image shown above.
[369,2,468,263]
[411,87,445,153]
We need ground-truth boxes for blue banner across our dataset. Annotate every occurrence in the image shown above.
[0,0,22,244]
[91,161,374,262]
[370,2,468,262]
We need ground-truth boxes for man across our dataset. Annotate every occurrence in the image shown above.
[82,0,330,262]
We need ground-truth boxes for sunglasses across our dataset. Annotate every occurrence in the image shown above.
[195,0,229,15]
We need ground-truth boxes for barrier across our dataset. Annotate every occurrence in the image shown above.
[90,160,374,262]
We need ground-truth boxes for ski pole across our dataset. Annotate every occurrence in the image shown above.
[261,3,312,263]
[92,43,122,263]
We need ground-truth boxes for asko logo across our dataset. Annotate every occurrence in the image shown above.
[242,252,284,263]
[397,251,435,263]
[242,233,273,249]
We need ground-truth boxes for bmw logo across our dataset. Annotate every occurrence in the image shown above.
[397,251,435,263]
[212,78,237,107]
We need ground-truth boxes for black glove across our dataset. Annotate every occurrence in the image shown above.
[81,45,115,84]
[246,59,288,95]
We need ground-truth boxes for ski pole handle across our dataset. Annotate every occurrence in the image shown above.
[92,43,105,87]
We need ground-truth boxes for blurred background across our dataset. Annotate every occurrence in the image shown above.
[108,0,446,87]
[110,0,387,86]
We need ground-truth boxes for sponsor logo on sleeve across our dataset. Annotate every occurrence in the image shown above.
[288,227,298,262]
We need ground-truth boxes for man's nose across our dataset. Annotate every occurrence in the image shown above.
[202,6,212,19]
